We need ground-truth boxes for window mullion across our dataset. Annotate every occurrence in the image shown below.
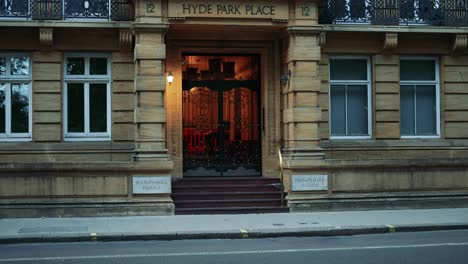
[413,85,417,135]
[108,0,111,20]
[107,82,111,134]
[85,57,90,76]
[5,83,11,135]
[64,82,68,135]
[85,56,90,136]
[345,85,348,135]
[85,83,90,135]
[6,56,10,80]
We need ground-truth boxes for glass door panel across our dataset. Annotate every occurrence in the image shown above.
[182,55,261,177]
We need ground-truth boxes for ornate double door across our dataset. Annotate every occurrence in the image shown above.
[182,55,261,177]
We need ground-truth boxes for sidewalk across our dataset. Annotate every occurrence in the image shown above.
[1,208,468,244]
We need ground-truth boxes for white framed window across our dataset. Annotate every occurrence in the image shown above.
[64,53,111,141]
[400,57,440,138]
[329,56,372,139]
[0,53,32,141]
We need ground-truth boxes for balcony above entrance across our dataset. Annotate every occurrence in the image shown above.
[319,0,468,26]
[0,0,134,21]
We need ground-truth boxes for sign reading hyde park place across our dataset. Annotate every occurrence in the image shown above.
[168,0,288,20]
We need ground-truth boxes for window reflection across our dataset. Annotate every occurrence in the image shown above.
[67,83,85,133]
[89,83,107,132]
[11,83,29,133]
[0,58,5,75]
[0,84,5,133]
[90,58,107,75]
[10,57,29,75]
[67,58,85,75]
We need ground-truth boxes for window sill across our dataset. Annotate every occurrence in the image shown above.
[330,136,372,140]
[400,135,440,139]
[0,137,32,142]
[64,137,111,142]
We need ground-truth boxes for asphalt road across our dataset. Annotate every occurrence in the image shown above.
[0,230,467,264]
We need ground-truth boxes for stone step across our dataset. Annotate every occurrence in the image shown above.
[173,184,281,193]
[172,177,287,215]
[174,199,282,209]
[173,177,280,187]
[175,206,290,215]
[172,191,282,201]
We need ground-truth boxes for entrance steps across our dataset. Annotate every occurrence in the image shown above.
[172,177,289,215]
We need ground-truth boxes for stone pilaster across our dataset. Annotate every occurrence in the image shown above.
[282,26,324,159]
[133,25,170,162]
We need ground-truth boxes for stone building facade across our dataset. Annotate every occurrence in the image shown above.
[0,0,467,217]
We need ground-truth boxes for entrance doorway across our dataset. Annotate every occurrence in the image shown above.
[182,54,261,177]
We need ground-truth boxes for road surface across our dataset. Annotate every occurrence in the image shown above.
[0,230,467,263]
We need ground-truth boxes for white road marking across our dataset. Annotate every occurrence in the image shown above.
[1,242,468,262]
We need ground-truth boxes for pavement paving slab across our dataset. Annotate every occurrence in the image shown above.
[0,208,468,243]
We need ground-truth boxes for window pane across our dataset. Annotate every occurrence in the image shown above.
[89,83,107,133]
[347,85,368,135]
[0,57,5,75]
[400,85,415,135]
[330,85,346,136]
[10,57,30,75]
[416,85,436,135]
[0,84,5,133]
[330,59,368,80]
[67,83,85,133]
[400,60,436,81]
[90,58,107,75]
[11,84,29,133]
[67,58,85,75]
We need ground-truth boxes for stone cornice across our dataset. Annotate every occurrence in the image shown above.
[131,22,169,34]
[287,26,323,35]
[0,161,174,172]
[0,20,132,28]
[322,24,468,34]
[284,158,468,170]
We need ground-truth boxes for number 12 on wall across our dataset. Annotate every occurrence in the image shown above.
[301,6,311,16]
[147,2,155,13]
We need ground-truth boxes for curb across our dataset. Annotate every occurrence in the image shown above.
[1,224,467,244]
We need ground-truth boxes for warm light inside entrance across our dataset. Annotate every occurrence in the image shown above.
[182,54,261,176]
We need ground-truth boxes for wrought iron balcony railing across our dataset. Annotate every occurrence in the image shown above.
[1,0,133,21]
[319,0,468,26]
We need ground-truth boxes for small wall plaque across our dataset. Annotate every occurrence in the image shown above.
[292,175,328,191]
[132,176,171,194]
